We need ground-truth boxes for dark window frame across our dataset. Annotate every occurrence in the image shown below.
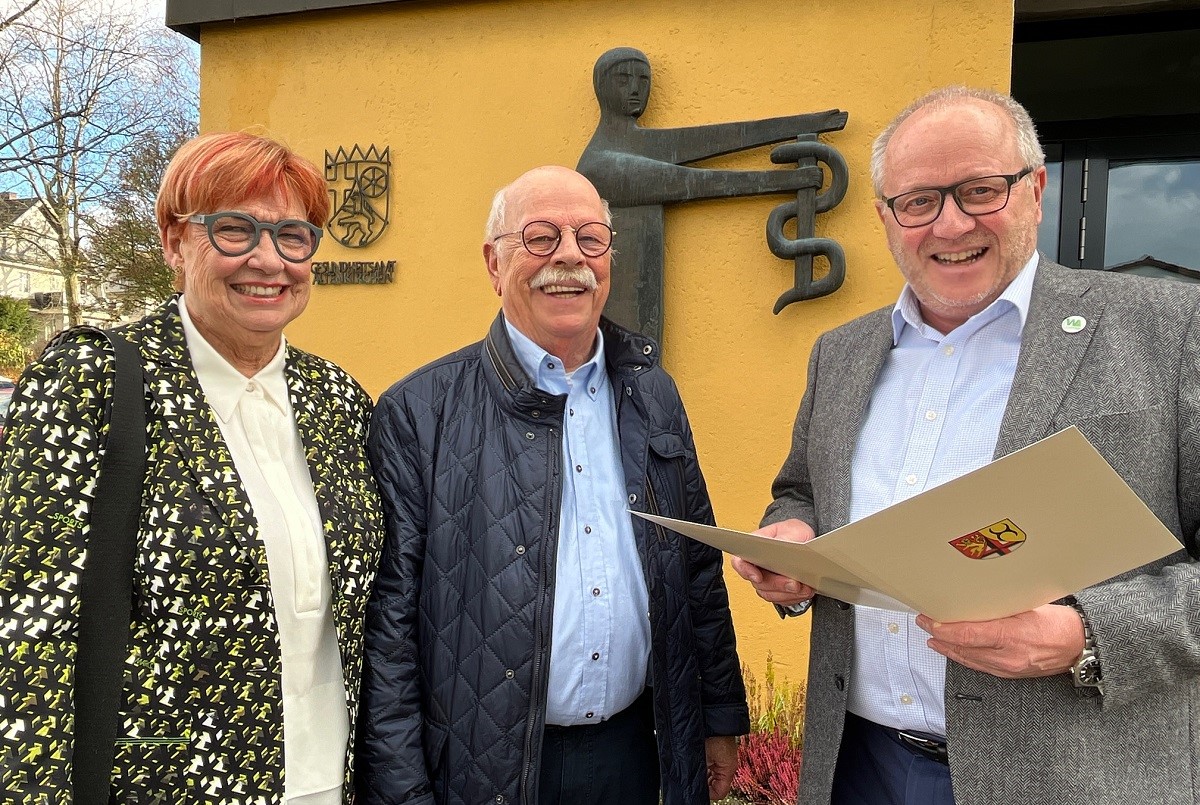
[1039,126,1200,269]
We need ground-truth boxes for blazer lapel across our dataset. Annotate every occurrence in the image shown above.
[131,299,257,541]
[822,310,894,529]
[994,258,1105,458]
[285,351,350,600]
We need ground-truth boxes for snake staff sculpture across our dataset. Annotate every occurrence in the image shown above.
[577,47,848,342]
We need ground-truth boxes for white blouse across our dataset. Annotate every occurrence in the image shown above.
[179,297,347,803]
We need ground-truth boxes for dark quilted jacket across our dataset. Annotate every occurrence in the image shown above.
[358,313,749,805]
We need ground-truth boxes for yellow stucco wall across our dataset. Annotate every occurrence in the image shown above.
[196,0,1014,692]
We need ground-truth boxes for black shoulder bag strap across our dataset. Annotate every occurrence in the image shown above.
[72,331,147,804]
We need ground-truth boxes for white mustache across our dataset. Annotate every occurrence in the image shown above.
[529,266,598,291]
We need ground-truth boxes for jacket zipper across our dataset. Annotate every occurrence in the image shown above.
[645,479,667,542]
[520,429,560,805]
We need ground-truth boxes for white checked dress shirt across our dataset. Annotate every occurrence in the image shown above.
[180,297,347,803]
[845,253,1038,738]
[505,321,651,726]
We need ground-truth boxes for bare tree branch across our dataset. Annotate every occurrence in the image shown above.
[0,0,198,326]
[0,1,39,36]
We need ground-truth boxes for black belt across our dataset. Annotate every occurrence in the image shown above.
[880,724,949,765]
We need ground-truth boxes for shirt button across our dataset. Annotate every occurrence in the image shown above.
[591,652,600,660]
[515,545,526,555]
[943,345,955,356]
[589,387,596,394]
[925,410,937,421]
[592,587,601,596]
[575,464,583,473]
[547,362,556,369]
[900,694,913,705]
[584,526,592,534]
[905,474,917,485]
[246,381,258,392]
[887,622,899,634]
[569,408,575,416]
[585,712,594,719]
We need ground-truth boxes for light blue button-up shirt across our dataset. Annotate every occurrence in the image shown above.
[505,321,651,726]
[845,254,1039,738]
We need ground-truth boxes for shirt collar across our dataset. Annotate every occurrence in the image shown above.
[178,294,291,423]
[504,318,605,398]
[890,251,1040,344]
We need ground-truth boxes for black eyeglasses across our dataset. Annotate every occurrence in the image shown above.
[493,220,615,257]
[188,211,323,262]
[882,167,1034,228]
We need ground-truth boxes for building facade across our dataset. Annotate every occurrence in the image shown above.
[165,0,1200,688]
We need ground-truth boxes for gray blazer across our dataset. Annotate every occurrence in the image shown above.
[764,257,1200,805]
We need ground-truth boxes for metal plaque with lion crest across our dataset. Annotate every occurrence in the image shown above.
[325,144,390,247]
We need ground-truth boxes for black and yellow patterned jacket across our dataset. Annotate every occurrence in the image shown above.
[0,298,385,803]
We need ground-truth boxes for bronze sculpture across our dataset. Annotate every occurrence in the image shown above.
[577,48,848,341]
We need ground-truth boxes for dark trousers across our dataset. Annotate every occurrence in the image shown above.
[831,712,955,805]
[538,690,659,805]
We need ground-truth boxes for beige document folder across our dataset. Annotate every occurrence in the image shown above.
[635,427,1184,622]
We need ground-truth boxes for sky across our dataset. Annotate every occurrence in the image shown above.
[113,0,170,28]
[0,0,198,195]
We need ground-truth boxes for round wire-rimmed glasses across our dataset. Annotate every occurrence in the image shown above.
[188,211,323,262]
[492,220,615,257]
[882,167,1034,228]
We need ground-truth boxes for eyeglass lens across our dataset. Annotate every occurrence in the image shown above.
[891,176,1016,227]
[207,213,320,262]
[522,221,612,257]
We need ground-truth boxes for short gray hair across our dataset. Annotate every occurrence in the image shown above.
[484,185,510,242]
[870,86,1045,197]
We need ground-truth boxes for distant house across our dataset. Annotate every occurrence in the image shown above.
[0,192,128,354]
[0,192,67,349]
[1105,255,1200,285]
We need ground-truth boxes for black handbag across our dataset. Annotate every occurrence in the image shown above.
[71,331,147,804]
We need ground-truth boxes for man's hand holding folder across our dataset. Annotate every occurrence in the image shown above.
[732,519,816,609]
[731,517,1090,682]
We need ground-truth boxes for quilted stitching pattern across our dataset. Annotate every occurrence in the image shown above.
[358,314,748,805]
[0,299,384,803]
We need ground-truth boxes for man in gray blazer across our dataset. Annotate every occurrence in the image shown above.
[733,85,1200,805]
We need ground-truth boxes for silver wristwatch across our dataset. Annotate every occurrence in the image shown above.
[1068,600,1104,695]
[775,599,813,619]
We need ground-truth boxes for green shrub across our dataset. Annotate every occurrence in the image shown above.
[0,331,28,377]
[744,651,805,748]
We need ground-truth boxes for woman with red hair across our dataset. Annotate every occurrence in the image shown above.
[0,131,384,803]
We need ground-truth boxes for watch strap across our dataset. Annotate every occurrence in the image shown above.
[1067,599,1104,695]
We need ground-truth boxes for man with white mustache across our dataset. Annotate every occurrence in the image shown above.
[733,86,1200,805]
[359,166,749,805]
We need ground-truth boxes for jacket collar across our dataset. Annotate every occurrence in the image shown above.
[119,298,364,589]
[482,312,657,410]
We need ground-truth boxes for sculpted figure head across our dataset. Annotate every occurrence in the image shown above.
[593,47,652,119]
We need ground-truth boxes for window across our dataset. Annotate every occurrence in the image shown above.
[1038,135,1200,274]
[1013,9,1200,282]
